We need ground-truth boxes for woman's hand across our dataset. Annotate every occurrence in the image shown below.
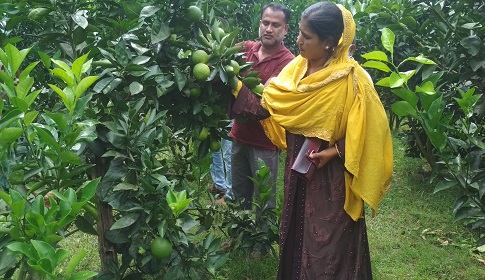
[308,146,338,169]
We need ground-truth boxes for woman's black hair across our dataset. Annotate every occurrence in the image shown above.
[301,2,343,47]
[261,2,291,24]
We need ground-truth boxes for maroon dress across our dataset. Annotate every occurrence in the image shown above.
[277,133,372,280]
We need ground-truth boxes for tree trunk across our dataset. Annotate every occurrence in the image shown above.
[409,119,436,170]
[92,155,118,274]
[95,197,117,273]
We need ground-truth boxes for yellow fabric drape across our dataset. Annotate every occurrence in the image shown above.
[260,4,393,221]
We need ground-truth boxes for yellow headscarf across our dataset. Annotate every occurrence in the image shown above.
[260,4,393,221]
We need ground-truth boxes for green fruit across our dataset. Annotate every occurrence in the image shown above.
[195,127,209,141]
[210,140,221,151]
[242,77,261,89]
[189,87,201,98]
[193,63,211,81]
[187,6,203,22]
[9,170,24,185]
[151,237,173,259]
[229,60,240,75]
[192,50,209,64]
[224,65,235,76]
[251,83,264,97]
[228,76,239,90]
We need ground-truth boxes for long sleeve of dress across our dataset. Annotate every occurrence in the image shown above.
[229,84,270,120]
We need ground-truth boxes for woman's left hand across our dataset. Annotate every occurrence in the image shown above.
[308,146,338,169]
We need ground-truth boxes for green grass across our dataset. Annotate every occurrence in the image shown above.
[219,136,485,279]
[61,136,485,279]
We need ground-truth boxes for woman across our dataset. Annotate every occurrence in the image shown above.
[231,2,392,279]
[260,2,393,279]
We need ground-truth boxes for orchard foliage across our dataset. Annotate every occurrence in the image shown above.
[355,0,485,245]
[0,0,483,278]
[0,0,278,278]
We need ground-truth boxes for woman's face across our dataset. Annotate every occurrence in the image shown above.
[296,19,327,61]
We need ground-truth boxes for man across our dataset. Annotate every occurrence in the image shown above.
[208,121,233,205]
[230,2,294,210]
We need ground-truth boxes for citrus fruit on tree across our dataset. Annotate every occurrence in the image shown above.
[151,237,173,259]
[192,50,209,64]
[229,60,240,75]
[9,170,24,185]
[228,76,239,90]
[193,63,210,81]
[224,65,235,76]
[195,127,209,141]
[189,87,201,98]
[187,6,203,22]
[251,83,264,97]
[210,140,221,151]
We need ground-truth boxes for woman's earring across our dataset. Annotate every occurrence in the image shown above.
[325,45,330,50]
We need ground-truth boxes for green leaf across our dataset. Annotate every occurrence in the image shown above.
[72,53,89,81]
[0,127,23,147]
[7,242,37,259]
[38,51,51,68]
[460,35,481,56]
[166,189,177,205]
[75,76,99,99]
[361,51,388,62]
[362,61,391,72]
[69,271,99,280]
[52,59,74,76]
[426,97,443,129]
[24,90,41,108]
[427,130,447,152]
[140,5,160,19]
[72,11,88,29]
[51,68,75,87]
[454,206,480,221]
[113,182,138,191]
[129,81,143,95]
[110,213,140,230]
[391,101,417,117]
[60,151,82,165]
[174,68,187,91]
[45,112,67,132]
[0,109,23,130]
[9,97,28,112]
[389,72,404,88]
[33,125,61,153]
[0,191,12,205]
[392,88,417,107]
[375,77,390,88]
[5,44,30,76]
[65,249,86,278]
[405,54,436,65]
[16,76,34,100]
[381,28,395,55]
[132,56,151,65]
[151,22,170,44]
[19,61,38,81]
[48,84,73,111]
[31,240,57,265]
[415,81,436,95]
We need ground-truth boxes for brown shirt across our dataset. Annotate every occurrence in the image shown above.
[230,41,294,150]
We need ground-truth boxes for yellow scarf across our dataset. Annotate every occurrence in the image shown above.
[260,5,393,221]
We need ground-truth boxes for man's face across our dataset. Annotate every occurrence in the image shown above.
[259,8,288,49]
